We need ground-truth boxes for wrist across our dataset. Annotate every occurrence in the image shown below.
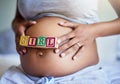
[90,23,101,38]
[89,23,100,38]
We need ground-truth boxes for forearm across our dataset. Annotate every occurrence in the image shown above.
[93,18,120,37]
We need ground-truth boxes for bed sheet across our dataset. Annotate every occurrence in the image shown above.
[0,54,20,77]
[99,62,120,84]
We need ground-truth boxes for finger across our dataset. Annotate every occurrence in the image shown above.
[57,31,75,44]
[57,38,81,53]
[58,21,78,28]
[72,46,84,60]
[19,48,26,55]
[60,42,80,58]
[25,21,37,28]
[16,45,27,55]
[18,26,26,36]
[18,21,37,36]
[15,33,27,55]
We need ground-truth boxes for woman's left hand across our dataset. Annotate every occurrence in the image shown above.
[55,21,97,60]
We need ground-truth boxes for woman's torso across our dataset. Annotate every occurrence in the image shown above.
[18,0,99,77]
[21,17,99,77]
[18,0,99,23]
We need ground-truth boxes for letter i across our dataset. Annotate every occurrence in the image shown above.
[28,37,37,46]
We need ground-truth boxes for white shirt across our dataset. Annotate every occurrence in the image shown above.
[18,0,99,23]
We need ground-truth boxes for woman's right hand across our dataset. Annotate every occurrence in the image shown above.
[13,20,37,55]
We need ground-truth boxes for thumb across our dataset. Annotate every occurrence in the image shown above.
[18,26,26,36]
[21,21,37,35]
[58,21,78,28]
[25,21,37,28]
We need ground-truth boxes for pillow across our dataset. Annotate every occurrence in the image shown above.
[0,28,17,54]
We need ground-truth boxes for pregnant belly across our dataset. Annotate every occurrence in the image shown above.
[20,17,99,77]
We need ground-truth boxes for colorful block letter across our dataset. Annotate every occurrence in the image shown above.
[20,36,58,48]
[19,36,29,46]
[36,36,46,47]
[28,37,37,46]
[46,37,55,48]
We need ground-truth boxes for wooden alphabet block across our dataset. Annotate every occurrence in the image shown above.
[19,36,29,46]
[46,37,56,48]
[36,36,46,47]
[19,36,58,48]
[28,37,37,46]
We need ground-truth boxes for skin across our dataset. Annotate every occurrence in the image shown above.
[54,0,120,59]
[12,7,37,55]
[20,17,98,77]
[12,0,120,60]
[12,0,120,76]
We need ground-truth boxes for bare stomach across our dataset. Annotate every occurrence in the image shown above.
[20,17,99,77]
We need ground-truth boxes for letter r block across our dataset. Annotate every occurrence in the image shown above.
[19,36,29,46]
[36,36,46,47]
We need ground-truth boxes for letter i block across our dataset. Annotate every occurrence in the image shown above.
[46,37,57,48]
[36,36,46,47]
[19,36,29,46]
[28,37,37,46]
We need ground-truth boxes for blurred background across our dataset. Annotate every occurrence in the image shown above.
[0,0,120,63]
[0,0,16,33]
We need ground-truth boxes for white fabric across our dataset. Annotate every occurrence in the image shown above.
[18,0,99,23]
[0,65,110,84]
[0,54,20,77]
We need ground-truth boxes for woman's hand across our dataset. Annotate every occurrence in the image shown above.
[55,21,97,60]
[13,20,37,55]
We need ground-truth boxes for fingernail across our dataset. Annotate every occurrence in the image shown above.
[73,56,77,60]
[32,21,37,24]
[23,49,26,53]
[61,53,65,57]
[55,49,59,53]
[59,22,64,25]
[33,21,37,24]
[57,39,61,44]
[39,52,43,56]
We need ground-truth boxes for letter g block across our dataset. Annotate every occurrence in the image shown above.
[19,36,29,46]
